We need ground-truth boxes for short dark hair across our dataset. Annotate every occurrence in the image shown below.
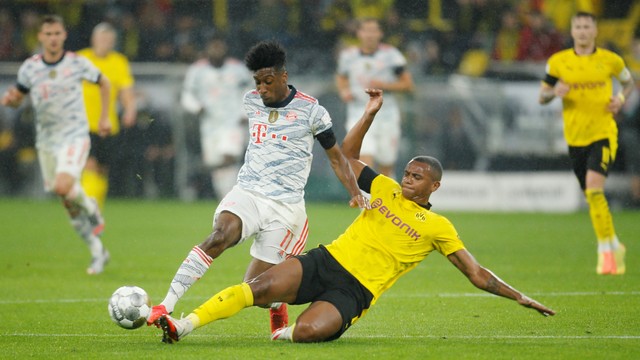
[244,40,286,72]
[411,156,443,181]
[41,14,65,29]
[572,11,597,23]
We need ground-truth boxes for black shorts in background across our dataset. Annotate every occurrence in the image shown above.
[568,138,614,190]
[89,133,118,167]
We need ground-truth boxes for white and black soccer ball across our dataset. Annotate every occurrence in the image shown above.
[108,286,151,330]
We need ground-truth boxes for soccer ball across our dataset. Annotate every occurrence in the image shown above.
[108,286,151,330]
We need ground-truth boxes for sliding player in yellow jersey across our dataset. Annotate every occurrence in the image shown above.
[155,89,555,344]
[539,12,635,275]
[78,22,136,209]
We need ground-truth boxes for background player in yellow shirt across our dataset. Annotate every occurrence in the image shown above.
[538,12,635,275]
[78,22,136,209]
[156,89,555,344]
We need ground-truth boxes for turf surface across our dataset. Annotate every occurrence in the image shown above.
[0,198,638,359]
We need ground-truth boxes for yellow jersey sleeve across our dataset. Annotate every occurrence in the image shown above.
[78,48,134,134]
[325,175,465,300]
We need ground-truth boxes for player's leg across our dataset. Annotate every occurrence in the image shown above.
[582,139,624,274]
[149,187,257,325]
[159,257,303,343]
[45,139,108,274]
[273,301,342,343]
[149,211,243,324]
[81,134,110,209]
[248,202,309,332]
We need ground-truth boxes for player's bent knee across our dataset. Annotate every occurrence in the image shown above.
[291,321,334,343]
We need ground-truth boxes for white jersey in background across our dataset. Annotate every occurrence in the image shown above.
[180,58,251,128]
[337,44,406,127]
[238,86,332,204]
[17,51,101,152]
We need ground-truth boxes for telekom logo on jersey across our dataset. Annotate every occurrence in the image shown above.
[251,123,289,144]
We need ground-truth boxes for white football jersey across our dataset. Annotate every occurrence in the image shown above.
[180,57,251,128]
[238,86,332,203]
[17,51,101,151]
[337,44,406,123]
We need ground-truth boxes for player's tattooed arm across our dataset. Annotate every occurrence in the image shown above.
[447,249,555,316]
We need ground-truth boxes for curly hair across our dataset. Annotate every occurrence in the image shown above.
[244,40,286,72]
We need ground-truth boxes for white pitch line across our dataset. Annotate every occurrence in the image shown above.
[0,291,638,305]
[4,333,640,340]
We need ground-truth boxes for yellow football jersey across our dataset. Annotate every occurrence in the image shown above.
[78,48,134,135]
[325,175,465,302]
[544,48,626,147]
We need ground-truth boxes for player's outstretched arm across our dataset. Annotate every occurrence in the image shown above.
[447,249,556,317]
[341,88,383,164]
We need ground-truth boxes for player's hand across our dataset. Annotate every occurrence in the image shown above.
[518,295,556,317]
[98,117,112,137]
[1,87,22,107]
[122,110,137,129]
[553,80,570,98]
[364,88,383,115]
[607,95,624,114]
[349,194,370,210]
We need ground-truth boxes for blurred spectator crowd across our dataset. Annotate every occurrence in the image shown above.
[0,0,638,76]
[1,0,640,206]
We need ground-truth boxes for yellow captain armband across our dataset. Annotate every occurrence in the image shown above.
[617,92,625,104]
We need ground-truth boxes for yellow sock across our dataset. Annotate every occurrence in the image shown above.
[585,189,616,250]
[191,283,254,329]
[81,170,108,209]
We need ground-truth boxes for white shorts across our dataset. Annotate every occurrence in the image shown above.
[346,108,400,166]
[200,123,245,167]
[38,136,90,192]
[214,185,309,264]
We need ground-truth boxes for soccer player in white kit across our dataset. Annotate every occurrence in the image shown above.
[336,18,414,178]
[1,15,112,275]
[148,41,368,335]
[180,35,252,200]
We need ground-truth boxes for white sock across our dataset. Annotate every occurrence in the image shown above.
[271,325,294,341]
[69,209,104,257]
[161,246,213,313]
[65,182,98,216]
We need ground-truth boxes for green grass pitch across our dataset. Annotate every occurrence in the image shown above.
[0,198,638,359]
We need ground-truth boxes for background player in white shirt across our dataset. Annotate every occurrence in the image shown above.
[148,40,368,335]
[180,35,252,200]
[336,18,414,178]
[1,15,111,275]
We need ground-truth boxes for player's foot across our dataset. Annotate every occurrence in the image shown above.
[88,199,105,237]
[147,304,169,327]
[159,315,192,344]
[87,248,110,275]
[613,243,626,275]
[270,303,288,333]
[271,326,293,341]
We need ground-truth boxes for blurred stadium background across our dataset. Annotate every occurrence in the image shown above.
[0,0,639,211]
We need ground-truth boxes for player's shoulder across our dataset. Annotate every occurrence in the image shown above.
[293,89,318,104]
[595,47,623,61]
[76,47,92,57]
[548,48,574,61]
[23,53,43,64]
[379,43,400,52]
[339,45,360,57]
[225,57,244,66]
